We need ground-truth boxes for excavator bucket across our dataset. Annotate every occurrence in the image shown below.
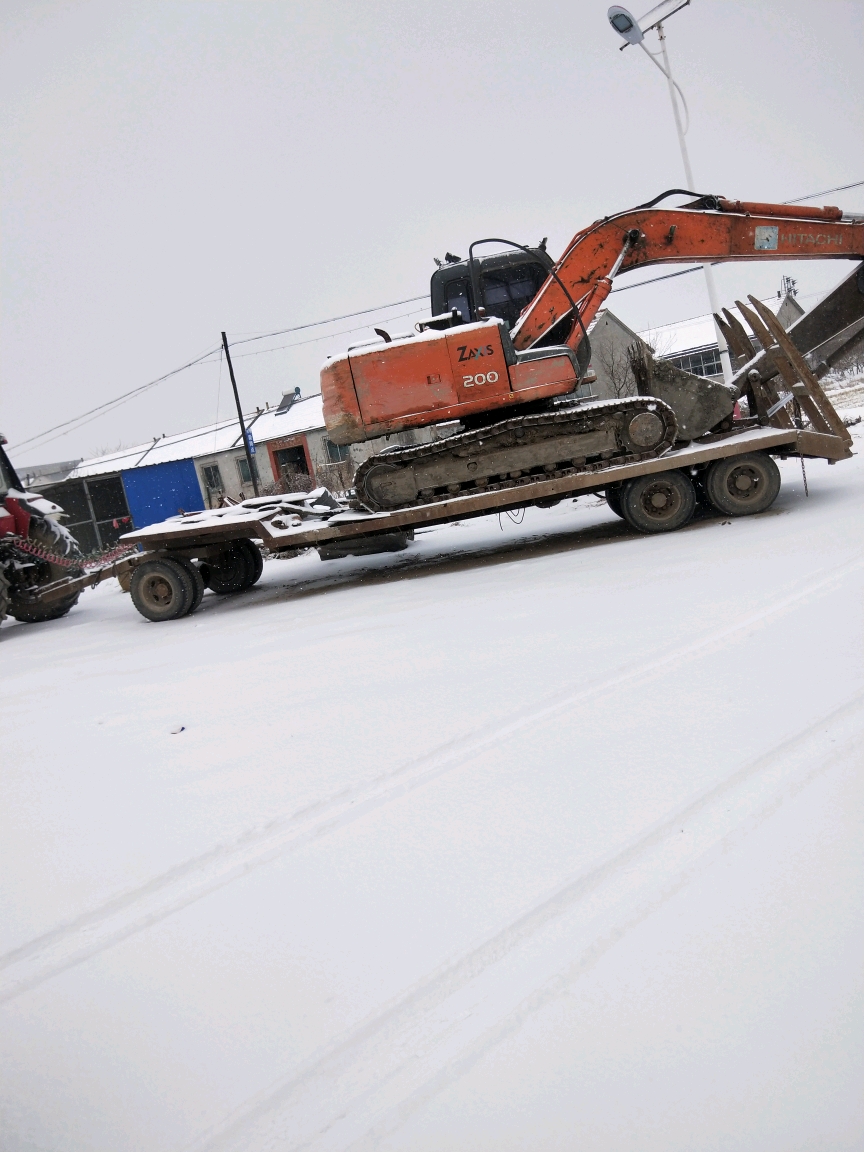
[627,345,738,439]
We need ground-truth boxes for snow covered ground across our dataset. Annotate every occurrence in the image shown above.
[2,419,863,1152]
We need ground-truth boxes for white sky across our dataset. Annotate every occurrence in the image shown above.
[2,0,862,468]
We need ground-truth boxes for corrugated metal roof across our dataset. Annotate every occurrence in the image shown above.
[70,394,325,479]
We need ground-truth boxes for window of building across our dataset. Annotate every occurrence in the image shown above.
[202,463,223,491]
[668,347,723,377]
[236,456,259,486]
[324,438,350,464]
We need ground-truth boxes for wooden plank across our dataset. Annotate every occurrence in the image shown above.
[743,294,834,436]
[719,308,769,420]
[742,329,832,436]
[747,295,853,445]
[794,429,854,460]
[734,300,797,429]
[720,309,756,364]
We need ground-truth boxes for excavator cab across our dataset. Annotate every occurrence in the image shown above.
[430,248,553,329]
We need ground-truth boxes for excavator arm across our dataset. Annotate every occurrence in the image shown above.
[511,196,864,352]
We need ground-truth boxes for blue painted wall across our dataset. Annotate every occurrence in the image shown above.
[121,458,204,528]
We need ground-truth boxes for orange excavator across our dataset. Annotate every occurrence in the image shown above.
[320,192,864,511]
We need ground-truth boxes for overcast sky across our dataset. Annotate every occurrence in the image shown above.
[2,0,862,468]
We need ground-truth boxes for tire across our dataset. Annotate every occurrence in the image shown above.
[604,486,625,520]
[619,470,697,534]
[704,452,781,517]
[8,516,84,623]
[236,539,264,586]
[171,557,205,614]
[0,567,10,624]
[130,558,195,621]
[205,544,254,594]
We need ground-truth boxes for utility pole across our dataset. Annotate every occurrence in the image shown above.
[652,22,733,385]
[221,331,260,497]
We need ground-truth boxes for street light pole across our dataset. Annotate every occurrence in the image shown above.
[608,3,734,384]
[651,22,733,384]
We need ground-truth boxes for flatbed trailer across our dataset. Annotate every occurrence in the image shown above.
[25,289,858,625]
[116,421,853,622]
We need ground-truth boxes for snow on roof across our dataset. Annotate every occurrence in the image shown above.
[70,393,325,479]
[639,297,785,358]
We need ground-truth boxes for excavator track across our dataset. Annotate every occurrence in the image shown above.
[352,396,678,512]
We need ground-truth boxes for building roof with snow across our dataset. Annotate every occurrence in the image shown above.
[638,294,804,378]
[69,393,325,479]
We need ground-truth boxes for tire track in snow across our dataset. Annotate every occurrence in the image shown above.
[183,692,864,1152]
[1,556,861,1005]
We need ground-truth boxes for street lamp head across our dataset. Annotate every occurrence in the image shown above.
[608,1,691,46]
[608,6,644,44]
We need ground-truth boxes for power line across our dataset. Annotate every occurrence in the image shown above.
[611,263,717,292]
[228,295,428,346]
[8,345,221,452]
[785,178,864,204]
[71,394,325,475]
[10,301,429,455]
[228,306,430,360]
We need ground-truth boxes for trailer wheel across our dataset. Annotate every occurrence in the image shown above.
[0,568,9,624]
[7,518,84,623]
[237,539,264,585]
[130,558,195,621]
[704,452,781,516]
[170,557,205,614]
[204,544,254,595]
[619,470,696,534]
[604,486,625,519]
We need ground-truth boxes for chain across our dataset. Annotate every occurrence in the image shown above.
[796,431,809,498]
[9,536,137,570]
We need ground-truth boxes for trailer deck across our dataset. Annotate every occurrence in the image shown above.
[120,424,851,558]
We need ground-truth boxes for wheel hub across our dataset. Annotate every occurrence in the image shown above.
[145,576,173,606]
[729,466,759,497]
[642,481,678,518]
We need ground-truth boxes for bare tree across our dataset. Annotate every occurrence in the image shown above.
[261,469,315,496]
[593,340,638,399]
[316,458,355,496]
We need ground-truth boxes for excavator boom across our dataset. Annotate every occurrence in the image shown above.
[512,196,864,351]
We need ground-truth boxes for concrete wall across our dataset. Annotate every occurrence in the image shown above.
[306,425,442,494]
[587,312,648,400]
[193,425,443,504]
[194,445,277,506]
